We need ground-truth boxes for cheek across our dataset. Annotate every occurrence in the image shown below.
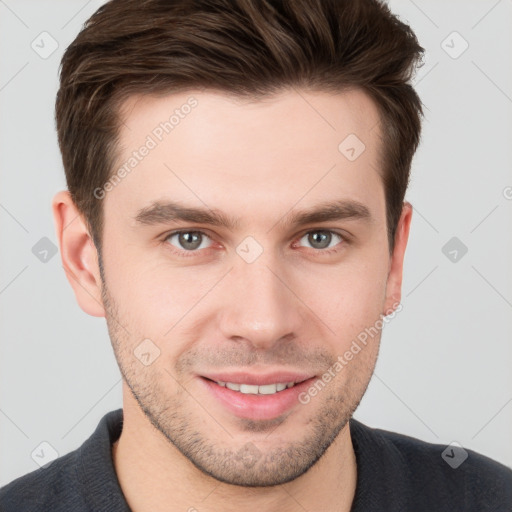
[107,257,219,344]
[300,252,388,330]
[100,241,172,336]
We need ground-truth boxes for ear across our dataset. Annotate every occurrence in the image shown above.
[52,190,105,317]
[383,201,413,315]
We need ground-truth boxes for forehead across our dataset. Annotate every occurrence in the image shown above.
[105,88,384,228]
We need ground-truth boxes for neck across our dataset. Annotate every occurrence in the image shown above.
[112,393,357,512]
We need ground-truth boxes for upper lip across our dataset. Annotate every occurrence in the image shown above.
[200,371,315,386]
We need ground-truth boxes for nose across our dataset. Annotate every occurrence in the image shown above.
[217,247,303,351]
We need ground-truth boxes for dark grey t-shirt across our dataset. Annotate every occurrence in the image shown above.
[1,408,511,511]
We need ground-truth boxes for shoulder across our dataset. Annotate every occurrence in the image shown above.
[0,408,125,512]
[383,425,512,492]
[0,449,86,511]
[350,418,512,511]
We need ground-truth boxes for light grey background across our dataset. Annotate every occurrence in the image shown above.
[1,0,511,486]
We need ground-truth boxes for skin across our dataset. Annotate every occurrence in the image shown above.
[52,88,412,512]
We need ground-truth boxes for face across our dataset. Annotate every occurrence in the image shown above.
[95,89,404,486]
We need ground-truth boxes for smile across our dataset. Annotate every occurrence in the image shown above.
[199,374,316,421]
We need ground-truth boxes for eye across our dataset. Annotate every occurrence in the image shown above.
[162,228,346,257]
[164,230,213,255]
[295,230,345,254]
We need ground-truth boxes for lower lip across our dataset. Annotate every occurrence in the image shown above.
[199,377,315,421]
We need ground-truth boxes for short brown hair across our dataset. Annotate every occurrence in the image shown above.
[56,0,424,254]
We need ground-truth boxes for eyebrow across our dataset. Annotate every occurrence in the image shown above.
[133,199,373,231]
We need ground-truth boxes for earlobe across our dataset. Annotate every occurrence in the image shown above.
[52,190,106,317]
[383,201,413,316]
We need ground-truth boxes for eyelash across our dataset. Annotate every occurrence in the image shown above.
[161,229,348,258]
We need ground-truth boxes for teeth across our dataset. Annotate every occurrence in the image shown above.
[259,384,278,395]
[240,384,259,394]
[218,381,296,395]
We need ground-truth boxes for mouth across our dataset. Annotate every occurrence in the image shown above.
[198,372,316,421]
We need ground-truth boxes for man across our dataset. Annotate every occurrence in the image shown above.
[1,0,511,510]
